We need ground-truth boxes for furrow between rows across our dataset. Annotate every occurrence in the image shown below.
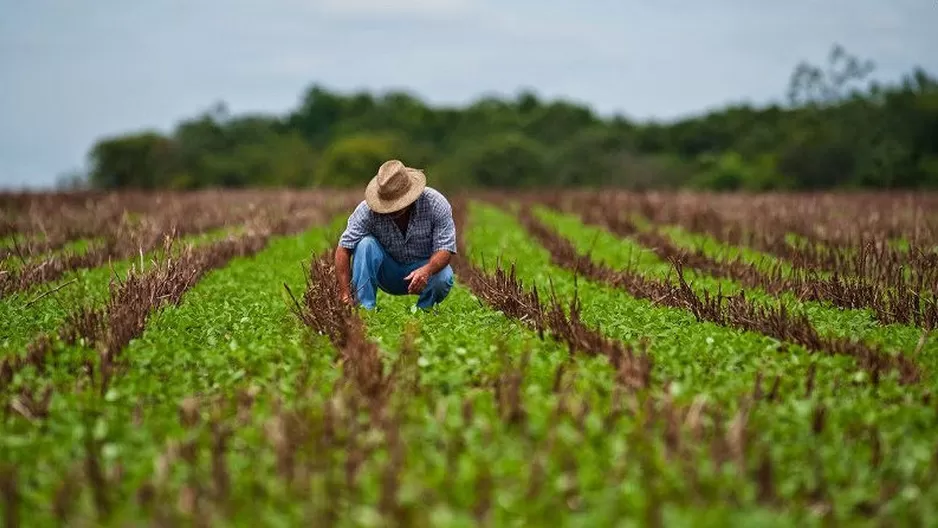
[288,250,394,405]
[462,200,938,521]
[1,212,350,523]
[515,204,920,385]
[534,204,938,383]
[540,192,938,294]
[556,197,938,330]
[0,191,345,298]
[2,198,354,395]
[451,199,652,391]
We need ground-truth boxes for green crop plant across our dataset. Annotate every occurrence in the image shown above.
[533,206,938,380]
[464,201,938,523]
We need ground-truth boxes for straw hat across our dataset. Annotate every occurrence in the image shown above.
[365,160,427,214]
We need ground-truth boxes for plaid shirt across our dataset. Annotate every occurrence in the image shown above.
[338,187,457,264]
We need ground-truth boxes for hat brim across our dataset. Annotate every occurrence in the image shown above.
[364,168,426,214]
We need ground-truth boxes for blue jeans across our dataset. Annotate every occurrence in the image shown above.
[352,236,454,310]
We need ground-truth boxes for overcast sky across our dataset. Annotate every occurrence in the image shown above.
[1,0,936,190]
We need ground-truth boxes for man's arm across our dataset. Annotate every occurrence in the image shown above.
[335,246,353,303]
[405,191,459,294]
[335,201,371,304]
[424,250,452,275]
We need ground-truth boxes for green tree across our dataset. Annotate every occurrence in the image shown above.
[437,133,549,188]
[552,126,632,186]
[289,85,347,147]
[89,132,176,189]
[82,46,938,191]
[316,133,404,187]
[691,151,787,191]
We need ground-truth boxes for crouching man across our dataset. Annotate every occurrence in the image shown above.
[335,159,456,310]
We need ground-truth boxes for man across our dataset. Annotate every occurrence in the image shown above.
[335,159,456,310]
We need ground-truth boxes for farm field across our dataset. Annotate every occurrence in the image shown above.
[1,189,938,526]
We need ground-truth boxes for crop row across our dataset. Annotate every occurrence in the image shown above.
[52,202,768,523]
[466,201,938,513]
[70,228,616,523]
[460,202,938,521]
[1,211,350,524]
[87,209,814,524]
[0,191,215,260]
[587,191,938,249]
[534,191,938,293]
[1,195,358,353]
[547,194,937,330]
[449,199,652,391]
[3,192,938,524]
[514,204,920,384]
[0,191,353,297]
[290,251,394,404]
[0,190,338,252]
[2,194,356,393]
[530,203,938,377]
[4,232,270,397]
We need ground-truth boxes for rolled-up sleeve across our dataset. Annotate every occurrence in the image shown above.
[338,201,371,250]
[431,196,457,254]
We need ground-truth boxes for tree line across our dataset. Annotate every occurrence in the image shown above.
[85,46,938,191]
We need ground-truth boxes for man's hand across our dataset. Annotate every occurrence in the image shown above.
[404,266,431,294]
[405,250,452,295]
[340,290,354,305]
